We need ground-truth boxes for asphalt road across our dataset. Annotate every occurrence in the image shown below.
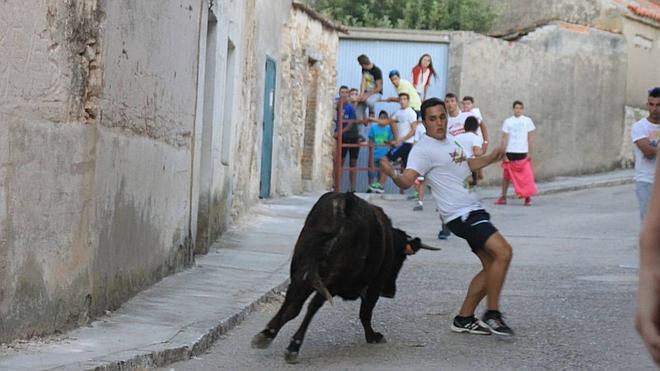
[161,184,655,370]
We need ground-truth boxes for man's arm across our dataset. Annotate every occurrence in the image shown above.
[468,146,504,171]
[636,138,658,158]
[637,147,660,366]
[362,79,383,100]
[379,157,418,189]
[396,122,417,144]
[527,131,533,159]
[480,120,489,152]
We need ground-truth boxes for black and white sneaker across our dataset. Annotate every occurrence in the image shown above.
[482,310,514,336]
[450,316,491,335]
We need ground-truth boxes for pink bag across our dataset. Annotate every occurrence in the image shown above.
[502,158,538,198]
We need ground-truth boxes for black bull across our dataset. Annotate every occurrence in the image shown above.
[251,192,439,363]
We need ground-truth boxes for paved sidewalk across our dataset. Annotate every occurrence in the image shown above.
[0,169,634,370]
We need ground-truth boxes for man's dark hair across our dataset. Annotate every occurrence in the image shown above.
[464,116,479,132]
[513,100,524,108]
[445,93,457,100]
[399,92,410,100]
[421,98,446,121]
[357,54,371,65]
[339,85,349,92]
[349,88,358,94]
[378,110,389,118]
[650,87,660,98]
[462,96,474,103]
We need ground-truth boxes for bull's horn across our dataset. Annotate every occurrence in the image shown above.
[419,243,441,251]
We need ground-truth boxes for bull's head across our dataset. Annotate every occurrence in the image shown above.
[381,229,440,298]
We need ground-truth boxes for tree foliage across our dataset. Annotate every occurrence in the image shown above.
[306,0,497,33]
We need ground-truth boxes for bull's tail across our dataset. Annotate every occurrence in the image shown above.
[311,268,334,305]
[293,230,336,305]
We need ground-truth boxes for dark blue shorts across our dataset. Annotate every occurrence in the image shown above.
[386,142,413,168]
[447,209,498,252]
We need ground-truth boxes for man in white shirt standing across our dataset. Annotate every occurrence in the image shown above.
[445,93,471,137]
[495,101,536,206]
[379,98,515,336]
[632,87,660,222]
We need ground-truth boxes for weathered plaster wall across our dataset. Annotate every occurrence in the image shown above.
[622,17,660,108]
[229,0,291,218]
[0,0,201,342]
[487,0,659,109]
[449,25,627,181]
[277,9,338,194]
[0,0,104,341]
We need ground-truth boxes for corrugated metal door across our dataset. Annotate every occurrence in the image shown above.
[337,38,449,193]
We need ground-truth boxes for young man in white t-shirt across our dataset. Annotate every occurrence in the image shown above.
[632,88,660,221]
[455,116,484,186]
[445,93,471,137]
[380,98,515,336]
[368,93,417,193]
[495,100,536,206]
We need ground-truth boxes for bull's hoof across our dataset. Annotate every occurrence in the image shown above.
[251,332,274,349]
[366,332,386,344]
[284,350,299,364]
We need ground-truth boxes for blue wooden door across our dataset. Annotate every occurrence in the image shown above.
[260,58,276,198]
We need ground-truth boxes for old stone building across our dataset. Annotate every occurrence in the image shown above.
[0,0,342,343]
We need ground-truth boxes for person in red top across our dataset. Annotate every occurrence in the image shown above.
[412,53,438,101]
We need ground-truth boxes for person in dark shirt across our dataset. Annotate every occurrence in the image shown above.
[356,54,383,121]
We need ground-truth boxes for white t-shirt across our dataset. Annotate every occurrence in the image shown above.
[406,135,482,221]
[502,115,535,153]
[454,132,483,159]
[393,107,418,144]
[447,111,471,137]
[414,123,426,143]
[631,117,660,183]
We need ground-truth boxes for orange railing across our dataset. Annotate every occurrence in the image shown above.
[334,97,376,192]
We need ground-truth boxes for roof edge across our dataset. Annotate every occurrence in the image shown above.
[340,26,451,43]
[291,2,349,34]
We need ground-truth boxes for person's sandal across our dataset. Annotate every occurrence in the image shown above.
[495,197,507,205]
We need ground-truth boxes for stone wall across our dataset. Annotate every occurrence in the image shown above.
[277,7,339,194]
[488,0,622,35]
[449,24,627,181]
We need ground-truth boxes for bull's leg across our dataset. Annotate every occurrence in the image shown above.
[360,287,386,344]
[251,281,313,349]
[284,293,326,364]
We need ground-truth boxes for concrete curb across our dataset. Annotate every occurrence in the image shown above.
[90,279,290,371]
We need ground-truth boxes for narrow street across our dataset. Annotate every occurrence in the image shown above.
[162,184,653,370]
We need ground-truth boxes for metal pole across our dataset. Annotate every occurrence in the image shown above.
[334,97,344,192]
